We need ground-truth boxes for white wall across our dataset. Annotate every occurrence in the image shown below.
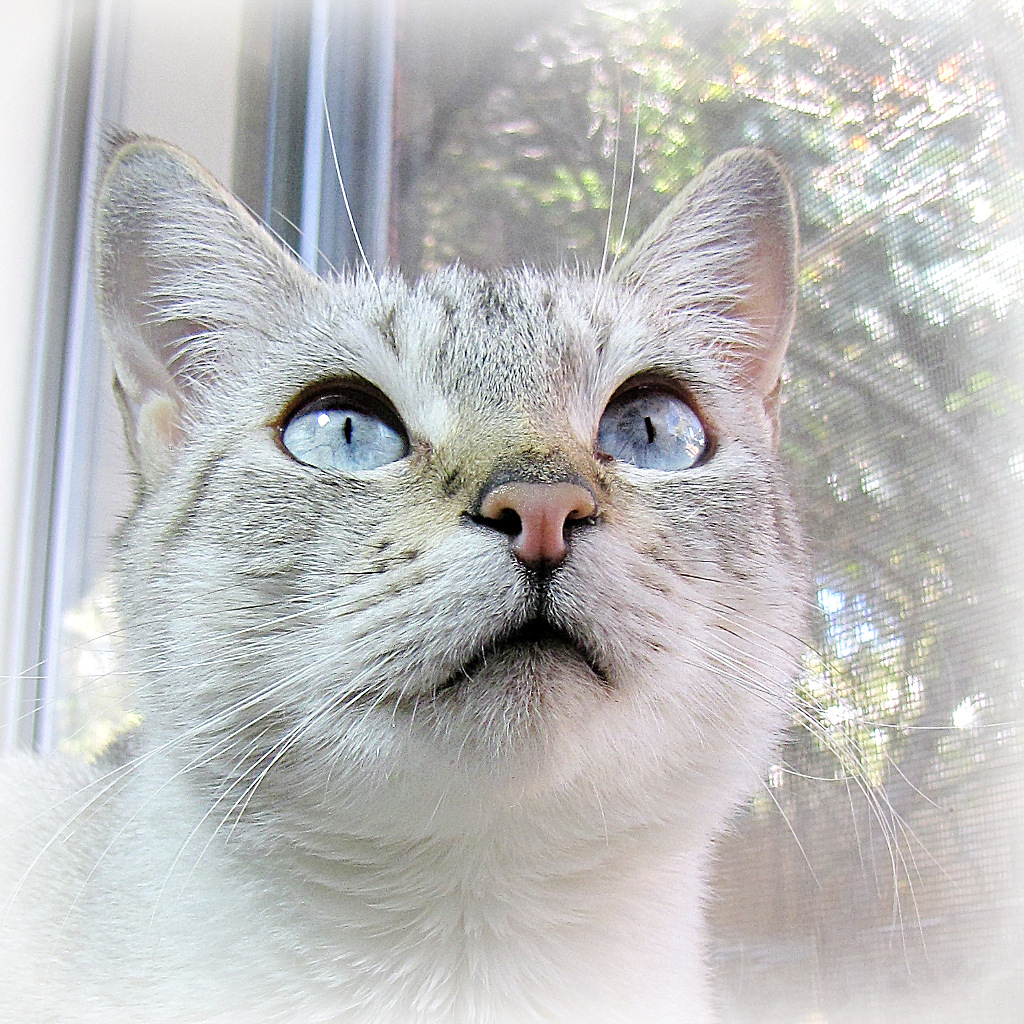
[117,0,243,182]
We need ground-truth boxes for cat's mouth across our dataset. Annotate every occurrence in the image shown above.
[435,615,610,696]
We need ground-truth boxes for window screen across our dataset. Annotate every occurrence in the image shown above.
[389,1,1024,1019]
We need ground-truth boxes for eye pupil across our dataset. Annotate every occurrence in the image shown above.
[644,416,656,444]
[344,416,353,445]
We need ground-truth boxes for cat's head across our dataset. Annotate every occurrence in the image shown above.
[93,134,805,845]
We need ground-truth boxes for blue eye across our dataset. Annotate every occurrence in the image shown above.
[597,387,707,470]
[281,393,408,471]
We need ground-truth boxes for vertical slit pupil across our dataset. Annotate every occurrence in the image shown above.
[344,416,353,445]
[644,416,656,444]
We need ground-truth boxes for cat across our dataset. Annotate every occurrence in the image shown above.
[0,132,805,1023]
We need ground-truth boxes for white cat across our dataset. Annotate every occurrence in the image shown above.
[1,135,805,1023]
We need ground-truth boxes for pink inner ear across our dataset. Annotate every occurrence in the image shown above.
[733,215,796,397]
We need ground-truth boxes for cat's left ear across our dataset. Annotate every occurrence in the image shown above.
[92,132,312,485]
[614,149,798,443]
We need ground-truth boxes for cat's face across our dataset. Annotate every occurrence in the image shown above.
[94,137,805,844]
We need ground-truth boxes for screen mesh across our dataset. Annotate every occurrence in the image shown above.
[391,1,1024,1018]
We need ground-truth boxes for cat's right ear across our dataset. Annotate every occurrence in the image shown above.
[613,149,798,444]
[93,132,305,485]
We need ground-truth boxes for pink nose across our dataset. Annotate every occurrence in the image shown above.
[477,481,597,566]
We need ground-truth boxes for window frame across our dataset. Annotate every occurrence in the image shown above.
[2,0,398,753]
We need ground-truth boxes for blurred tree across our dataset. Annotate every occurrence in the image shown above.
[392,1,1024,1016]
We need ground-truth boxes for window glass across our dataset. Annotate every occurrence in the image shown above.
[391,1,1024,1018]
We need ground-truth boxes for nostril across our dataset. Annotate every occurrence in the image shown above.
[470,507,522,537]
[564,507,593,529]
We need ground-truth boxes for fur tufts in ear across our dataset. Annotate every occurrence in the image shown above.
[92,132,306,485]
[614,149,798,442]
